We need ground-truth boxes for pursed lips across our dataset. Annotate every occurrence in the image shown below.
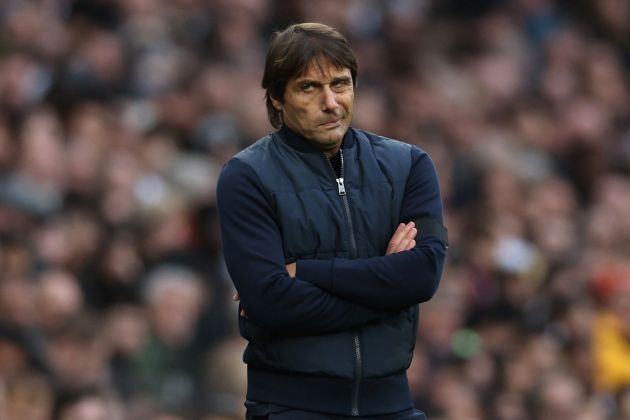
[319,116,343,127]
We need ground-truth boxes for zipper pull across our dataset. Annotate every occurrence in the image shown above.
[336,177,346,195]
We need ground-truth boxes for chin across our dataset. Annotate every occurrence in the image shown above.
[325,127,347,140]
[321,135,343,146]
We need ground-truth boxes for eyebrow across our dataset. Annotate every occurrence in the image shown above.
[331,76,352,84]
[294,75,352,86]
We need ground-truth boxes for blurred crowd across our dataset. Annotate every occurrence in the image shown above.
[0,0,629,419]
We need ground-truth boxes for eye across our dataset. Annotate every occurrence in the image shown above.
[331,79,351,91]
[301,82,314,92]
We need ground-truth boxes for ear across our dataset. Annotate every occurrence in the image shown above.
[270,96,283,112]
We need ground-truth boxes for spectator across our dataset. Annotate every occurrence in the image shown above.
[128,265,207,415]
[592,262,630,393]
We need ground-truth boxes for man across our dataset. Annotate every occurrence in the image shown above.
[217,23,448,419]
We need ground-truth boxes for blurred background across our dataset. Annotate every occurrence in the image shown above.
[0,0,629,419]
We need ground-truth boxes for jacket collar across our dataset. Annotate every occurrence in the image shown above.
[277,124,355,154]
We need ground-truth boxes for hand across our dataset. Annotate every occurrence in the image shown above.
[286,262,296,278]
[232,292,247,318]
[386,222,417,255]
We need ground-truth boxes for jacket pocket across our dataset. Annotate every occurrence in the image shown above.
[239,317,355,379]
[360,307,417,378]
[264,332,355,378]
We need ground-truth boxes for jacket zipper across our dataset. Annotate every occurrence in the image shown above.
[327,150,362,416]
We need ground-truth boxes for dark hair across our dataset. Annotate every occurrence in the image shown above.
[262,22,358,129]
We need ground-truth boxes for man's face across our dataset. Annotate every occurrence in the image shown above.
[272,57,354,155]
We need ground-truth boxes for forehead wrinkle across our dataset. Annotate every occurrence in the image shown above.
[295,55,347,82]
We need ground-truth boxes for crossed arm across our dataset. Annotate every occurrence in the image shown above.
[218,158,393,333]
[285,222,418,277]
[283,149,446,312]
[236,222,419,316]
[218,147,446,333]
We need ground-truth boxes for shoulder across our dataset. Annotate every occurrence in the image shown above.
[233,133,275,163]
[218,134,276,196]
[218,133,275,187]
[352,129,440,186]
[217,158,259,202]
[352,128,411,151]
[351,128,433,164]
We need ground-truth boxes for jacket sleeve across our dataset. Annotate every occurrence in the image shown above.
[296,147,447,311]
[217,158,387,333]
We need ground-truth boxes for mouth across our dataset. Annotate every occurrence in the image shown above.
[319,118,342,128]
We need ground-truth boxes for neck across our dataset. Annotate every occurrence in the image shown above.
[323,144,341,158]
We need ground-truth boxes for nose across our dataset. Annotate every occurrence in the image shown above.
[321,86,338,111]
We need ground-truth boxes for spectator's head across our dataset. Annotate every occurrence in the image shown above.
[0,277,36,328]
[142,265,206,347]
[102,305,148,357]
[492,391,529,420]
[35,269,83,335]
[0,371,54,420]
[47,316,108,390]
[532,369,585,420]
[0,328,31,379]
[53,388,121,420]
[429,366,483,419]
[591,260,630,335]
[607,274,630,336]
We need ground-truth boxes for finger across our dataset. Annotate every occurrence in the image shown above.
[394,222,414,242]
[388,223,416,254]
[387,223,414,254]
[405,226,417,240]
[399,228,418,250]
[407,227,418,242]
[232,292,240,301]
[286,262,296,278]
[393,231,417,253]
